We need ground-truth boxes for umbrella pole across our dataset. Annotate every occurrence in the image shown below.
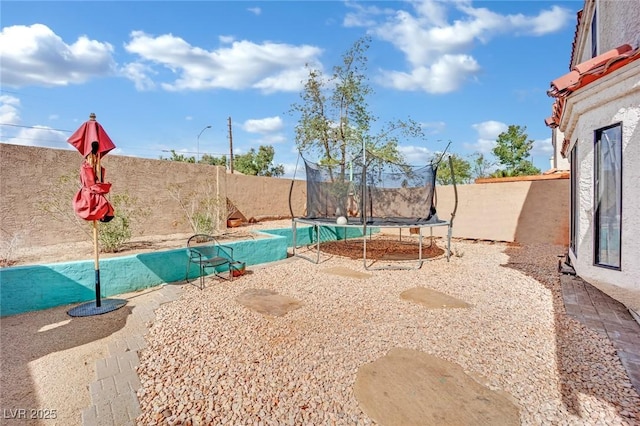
[93,219,101,307]
[93,151,102,307]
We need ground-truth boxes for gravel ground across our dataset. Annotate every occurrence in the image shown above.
[136,240,640,425]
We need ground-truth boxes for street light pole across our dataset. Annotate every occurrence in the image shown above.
[196,125,212,162]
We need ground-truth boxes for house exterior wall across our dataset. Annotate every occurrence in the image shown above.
[551,128,570,170]
[574,0,640,67]
[562,63,640,293]
[599,0,640,52]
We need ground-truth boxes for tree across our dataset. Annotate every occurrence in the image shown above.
[161,150,228,166]
[290,36,424,179]
[161,150,195,163]
[471,153,495,180]
[436,154,472,185]
[492,125,540,176]
[200,153,227,166]
[233,145,285,177]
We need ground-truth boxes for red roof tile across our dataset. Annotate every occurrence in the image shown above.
[545,44,640,129]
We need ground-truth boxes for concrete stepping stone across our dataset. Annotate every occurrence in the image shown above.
[354,348,520,426]
[236,288,302,317]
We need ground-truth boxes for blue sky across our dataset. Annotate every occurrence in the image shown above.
[0,0,581,176]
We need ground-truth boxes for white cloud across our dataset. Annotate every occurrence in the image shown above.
[472,120,507,140]
[219,35,235,44]
[120,62,156,91]
[259,134,287,144]
[531,137,554,156]
[243,116,284,134]
[0,24,116,88]
[507,5,573,36]
[0,95,21,125]
[398,145,433,164]
[247,7,261,16]
[242,117,287,145]
[124,32,323,93]
[0,95,77,150]
[252,68,315,94]
[464,138,497,154]
[346,1,572,94]
[2,126,70,149]
[464,120,508,153]
[343,2,393,27]
[421,121,446,134]
[377,54,480,93]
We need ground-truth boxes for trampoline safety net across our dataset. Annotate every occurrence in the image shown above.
[303,157,438,225]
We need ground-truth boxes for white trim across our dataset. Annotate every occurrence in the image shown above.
[573,0,595,68]
[593,0,600,57]
[559,60,640,152]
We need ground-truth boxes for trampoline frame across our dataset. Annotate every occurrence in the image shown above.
[292,217,453,270]
[289,156,458,271]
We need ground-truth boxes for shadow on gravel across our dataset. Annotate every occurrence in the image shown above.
[502,243,639,421]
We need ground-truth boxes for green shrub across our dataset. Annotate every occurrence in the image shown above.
[167,182,224,235]
[98,193,150,253]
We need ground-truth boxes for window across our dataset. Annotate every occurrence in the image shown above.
[594,123,622,269]
[591,8,598,58]
[570,144,578,255]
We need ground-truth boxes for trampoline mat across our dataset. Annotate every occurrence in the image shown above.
[319,237,445,260]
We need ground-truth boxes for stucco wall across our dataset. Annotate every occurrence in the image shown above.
[552,128,571,170]
[0,144,569,253]
[576,0,640,66]
[599,0,640,53]
[563,63,640,293]
[226,173,307,220]
[0,144,229,247]
[0,144,307,248]
[420,180,569,245]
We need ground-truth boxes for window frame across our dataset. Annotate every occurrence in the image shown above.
[593,122,622,270]
[570,144,578,256]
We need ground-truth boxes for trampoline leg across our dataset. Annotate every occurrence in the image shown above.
[292,220,324,264]
[419,227,423,264]
[292,220,297,256]
[315,224,320,264]
[447,224,452,262]
[363,225,368,269]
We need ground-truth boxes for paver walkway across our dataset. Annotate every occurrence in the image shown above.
[81,284,184,426]
[561,274,640,393]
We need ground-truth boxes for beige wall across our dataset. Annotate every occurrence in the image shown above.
[0,144,568,250]
[406,179,569,245]
[0,144,230,247]
[226,173,307,220]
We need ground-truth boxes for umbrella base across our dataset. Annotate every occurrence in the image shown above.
[67,298,127,317]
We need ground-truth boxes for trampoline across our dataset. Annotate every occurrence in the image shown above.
[290,152,458,270]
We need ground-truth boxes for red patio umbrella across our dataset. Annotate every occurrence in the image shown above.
[67,113,125,317]
[67,113,116,158]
